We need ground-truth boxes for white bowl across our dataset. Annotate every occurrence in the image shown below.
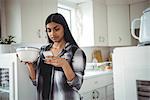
[16,47,40,62]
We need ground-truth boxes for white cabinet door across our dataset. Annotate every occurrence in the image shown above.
[21,0,43,43]
[80,91,93,100]
[93,0,108,46]
[78,0,108,47]
[106,84,114,97]
[0,59,14,100]
[78,1,94,47]
[106,84,114,100]
[96,87,106,100]
[81,88,106,100]
[78,1,134,46]
[107,5,132,46]
[21,0,57,43]
[79,74,113,93]
[107,95,114,100]
[0,53,36,100]
[5,0,57,43]
[79,73,113,100]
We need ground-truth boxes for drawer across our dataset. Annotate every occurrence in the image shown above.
[81,87,106,100]
[79,74,113,93]
[80,92,93,100]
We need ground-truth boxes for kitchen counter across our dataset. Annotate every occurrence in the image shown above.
[79,70,113,95]
[84,70,113,79]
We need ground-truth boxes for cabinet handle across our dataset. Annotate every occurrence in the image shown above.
[99,36,102,42]
[118,37,122,42]
[95,90,99,99]
[94,81,98,84]
[92,90,100,99]
[99,36,105,42]
[102,37,105,42]
[37,29,41,38]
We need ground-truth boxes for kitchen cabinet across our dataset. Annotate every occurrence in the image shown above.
[78,0,133,46]
[81,87,106,100]
[0,53,36,100]
[77,1,94,47]
[78,0,108,47]
[80,91,93,100]
[106,84,114,100]
[107,5,131,46]
[94,3,132,46]
[79,71,113,100]
[93,0,108,46]
[5,0,57,43]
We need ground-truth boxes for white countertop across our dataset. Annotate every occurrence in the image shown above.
[83,70,113,79]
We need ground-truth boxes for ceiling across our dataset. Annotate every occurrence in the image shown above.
[59,0,150,4]
[58,0,88,4]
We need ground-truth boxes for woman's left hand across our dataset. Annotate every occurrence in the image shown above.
[44,56,68,68]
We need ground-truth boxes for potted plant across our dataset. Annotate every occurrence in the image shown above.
[0,35,16,53]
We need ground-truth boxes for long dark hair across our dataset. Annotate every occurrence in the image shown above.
[45,13,78,47]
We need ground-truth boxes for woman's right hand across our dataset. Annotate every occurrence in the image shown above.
[25,62,33,66]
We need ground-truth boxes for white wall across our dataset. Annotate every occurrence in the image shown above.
[0,0,7,37]
[5,0,22,43]
[130,1,150,28]
[130,0,150,45]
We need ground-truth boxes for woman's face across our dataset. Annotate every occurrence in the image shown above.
[46,22,65,43]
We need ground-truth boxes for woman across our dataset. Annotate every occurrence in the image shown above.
[26,13,86,100]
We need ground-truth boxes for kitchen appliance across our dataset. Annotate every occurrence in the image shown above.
[0,53,36,100]
[113,46,150,100]
[131,7,150,44]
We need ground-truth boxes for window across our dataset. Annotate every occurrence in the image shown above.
[57,2,82,44]
[57,3,78,41]
[58,6,72,30]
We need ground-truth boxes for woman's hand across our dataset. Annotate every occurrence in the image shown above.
[16,53,33,65]
[44,56,76,81]
[44,56,68,68]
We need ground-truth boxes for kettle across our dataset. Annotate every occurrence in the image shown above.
[131,7,150,43]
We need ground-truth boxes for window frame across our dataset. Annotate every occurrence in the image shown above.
[57,6,72,30]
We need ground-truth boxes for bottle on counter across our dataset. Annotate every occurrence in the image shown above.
[92,49,103,63]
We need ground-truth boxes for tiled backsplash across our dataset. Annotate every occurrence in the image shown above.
[81,46,111,63]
